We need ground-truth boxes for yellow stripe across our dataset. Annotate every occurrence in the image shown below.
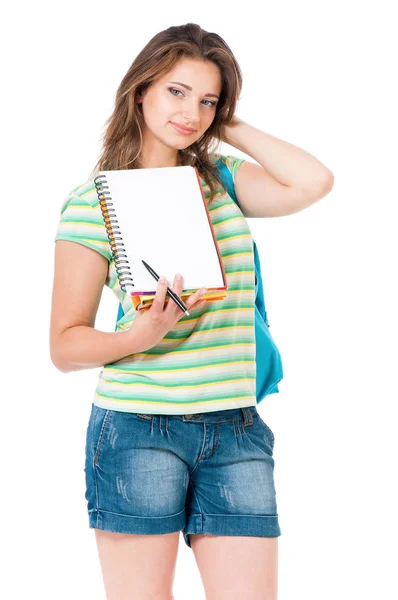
[212,216,247,228]
[118,324,254,339]
[64,202,94,209]
[116,306,255,331]
[218,233,252,244]
[222,251,253,261]
[209,203,239,215]
[104,359,255,375]
[94,394,255,408]
[58,220,104,230]
[98,376,255,389]
[79,188,96,201]
[56,235,108,247]
[131,342,255,358]
[166,324,253,336]
[227,269,254,277]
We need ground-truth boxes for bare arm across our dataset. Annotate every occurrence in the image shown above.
[50,240,207,373]
[52,326,141,373]
[50,240,141,373]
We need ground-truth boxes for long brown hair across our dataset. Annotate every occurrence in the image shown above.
[90,23,243,204]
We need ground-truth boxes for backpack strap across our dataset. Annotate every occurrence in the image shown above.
[216,158,269,326]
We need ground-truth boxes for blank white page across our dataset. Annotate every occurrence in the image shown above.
[97,166,227,293]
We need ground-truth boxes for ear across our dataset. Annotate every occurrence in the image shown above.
[136,87,149,105]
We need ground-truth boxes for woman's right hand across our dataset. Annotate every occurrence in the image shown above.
[125,274,207,353]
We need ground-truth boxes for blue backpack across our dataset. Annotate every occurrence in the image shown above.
[115,159,283,403]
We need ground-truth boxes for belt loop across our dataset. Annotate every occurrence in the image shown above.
[241,407,253,427]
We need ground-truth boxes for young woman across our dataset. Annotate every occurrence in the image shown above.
[50,22,333,600]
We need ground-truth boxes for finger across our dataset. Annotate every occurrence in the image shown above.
[186,287,207,309]
[165,273,184,314]
[191,299,207,311]
[151,275,169,313]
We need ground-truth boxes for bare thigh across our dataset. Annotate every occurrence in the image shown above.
[94,529,180,600]
[190,534,278,600]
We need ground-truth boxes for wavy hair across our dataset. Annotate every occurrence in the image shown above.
[90,23,243,203]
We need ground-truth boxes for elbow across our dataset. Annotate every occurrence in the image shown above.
[51,357,71,373]
[55,363,72,374]
[320,171,335,195]
[327,172,334,190]
[305,172,335,206]
[50,346,72,373]
[50,328,74,373]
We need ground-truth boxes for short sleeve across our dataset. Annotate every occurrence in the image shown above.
[54,193,112,262]
[222,154,245,183]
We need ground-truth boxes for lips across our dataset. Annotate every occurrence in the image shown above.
[170,122,196,134]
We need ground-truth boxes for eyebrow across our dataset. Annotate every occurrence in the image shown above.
[168,81,219,100]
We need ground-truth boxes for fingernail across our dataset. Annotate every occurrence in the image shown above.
[176,273,182,280]
[200,287,207,295]
[159,276,166,283]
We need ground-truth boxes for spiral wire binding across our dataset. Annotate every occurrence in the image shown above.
[94,174,135,293]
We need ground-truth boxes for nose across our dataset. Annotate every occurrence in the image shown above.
[181,100,201,126]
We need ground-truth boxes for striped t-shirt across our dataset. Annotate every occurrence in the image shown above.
[54,154,257,414]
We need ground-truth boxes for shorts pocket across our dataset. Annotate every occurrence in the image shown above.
[89,405,113,462]
[257,415,275,446]
[251,409,275,447]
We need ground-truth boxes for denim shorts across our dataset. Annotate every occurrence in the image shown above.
[84,403,281,548]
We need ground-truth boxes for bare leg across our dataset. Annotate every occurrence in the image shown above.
[191,534,278,600]
[94,529,180,600]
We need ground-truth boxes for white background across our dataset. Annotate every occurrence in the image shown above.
[2,1,397,598]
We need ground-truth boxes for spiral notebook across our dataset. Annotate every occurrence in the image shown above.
[93,166,228,310]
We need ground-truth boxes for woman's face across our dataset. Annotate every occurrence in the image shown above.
[137,58,222,152]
